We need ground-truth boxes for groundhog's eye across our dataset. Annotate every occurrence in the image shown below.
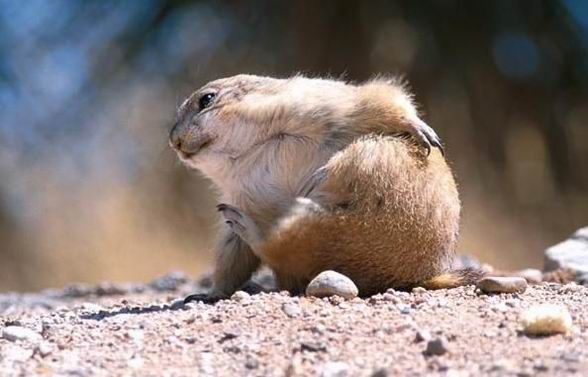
[198,93,216,111]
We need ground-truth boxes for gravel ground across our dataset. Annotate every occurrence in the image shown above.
[1,271,587,377]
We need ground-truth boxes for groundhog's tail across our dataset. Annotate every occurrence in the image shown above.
[419,268,486,290]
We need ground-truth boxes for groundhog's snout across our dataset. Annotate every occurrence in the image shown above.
[169,122,211,157]
[169,123,184,151]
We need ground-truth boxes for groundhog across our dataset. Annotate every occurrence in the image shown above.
[169,74,481,301]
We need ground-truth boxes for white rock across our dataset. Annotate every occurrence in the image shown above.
[320,361,350,377]
[128,357,144,369]
[520,304,572,336]
[77,303,104,312]
[514,269,543,284]
[282,302,302,318]
[231,291,251,302]
[306,271,358,299]
[2,326,42,342]
[3,346,34,362]
[36,342,54,357]
[126,329,144,343]
[545,227,588,275]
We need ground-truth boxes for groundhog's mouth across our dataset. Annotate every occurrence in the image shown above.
[178,139,212,160]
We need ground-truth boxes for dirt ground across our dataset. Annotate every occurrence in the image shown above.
[1,271,587,377]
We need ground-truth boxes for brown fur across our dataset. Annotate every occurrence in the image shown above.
[170,74,475,297]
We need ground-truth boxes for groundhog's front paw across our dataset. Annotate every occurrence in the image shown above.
[217,203,262,248]
[408,118,444,156]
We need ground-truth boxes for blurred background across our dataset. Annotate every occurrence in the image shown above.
[0,0,587,292]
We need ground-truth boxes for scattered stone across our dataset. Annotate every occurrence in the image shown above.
[371,368,389,377]
[415,329,432,343]
[219,328,241,342]
[128,357,144,369]
[149,271,189,292]
[95,282,128,296]
[382,293,398,303]
[169,298,186,310]
[514,269,543,284]
[490,302,509,313]
[126,329,144,343]
[282,302,303,318]
[320,361,350,377]
[412,287,427,294]
[3,346,34,362]
[477,276,527,294]
[301,340,327,352]
[306,271,358,299]
[545,227,588,278]
[397,304,412,314]
[559,283,583,294]
[245,357,259,369]
[520,304,572,336]
[77,302,105,313]
[423,337,449,356]
[231,291,251,302]
[35,342,53,357]
[2,326,42,342]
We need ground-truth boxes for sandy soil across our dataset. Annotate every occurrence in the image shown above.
[1,271,587,377]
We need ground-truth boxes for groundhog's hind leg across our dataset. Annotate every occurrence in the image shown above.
[259,197,329,293]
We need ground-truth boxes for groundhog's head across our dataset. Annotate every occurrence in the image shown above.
[169,74,289,169]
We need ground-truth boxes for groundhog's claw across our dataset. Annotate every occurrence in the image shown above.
[217,203,262,249]
[411,118,444,156]
[183,293,220,305]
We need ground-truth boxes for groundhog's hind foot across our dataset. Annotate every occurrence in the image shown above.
[183,293,221,305]
[217,203,263,250]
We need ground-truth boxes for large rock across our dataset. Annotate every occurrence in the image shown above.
[2,326,42,343]
[520,304,572,336]
[477,276,528,294]
[306,271,358,299]
[545,227,588,279]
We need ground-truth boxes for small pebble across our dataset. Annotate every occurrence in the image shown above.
[382,293,398,303]
[306,271,358,299]
[2,326,42,343]
[320,361,350,377]
[301,340,327,352]
[371,368,389,377]
[397,304,412,314]
[558,283,583,294]
[245,357,259,369]
[36,342,54,357]
[282,303,302,318]
[514,269,543,284]
[423,337,449,356]
[231,291,251,302]
[77,303,105,313]
[477,276,527,294]
[415,329,431,343]
[520,304,572,336]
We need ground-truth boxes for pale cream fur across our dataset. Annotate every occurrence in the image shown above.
[170,74,467,297]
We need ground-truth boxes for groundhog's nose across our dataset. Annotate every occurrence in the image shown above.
[169,124,183,151]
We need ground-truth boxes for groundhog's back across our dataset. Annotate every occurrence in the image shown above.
[262,137,460,295]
